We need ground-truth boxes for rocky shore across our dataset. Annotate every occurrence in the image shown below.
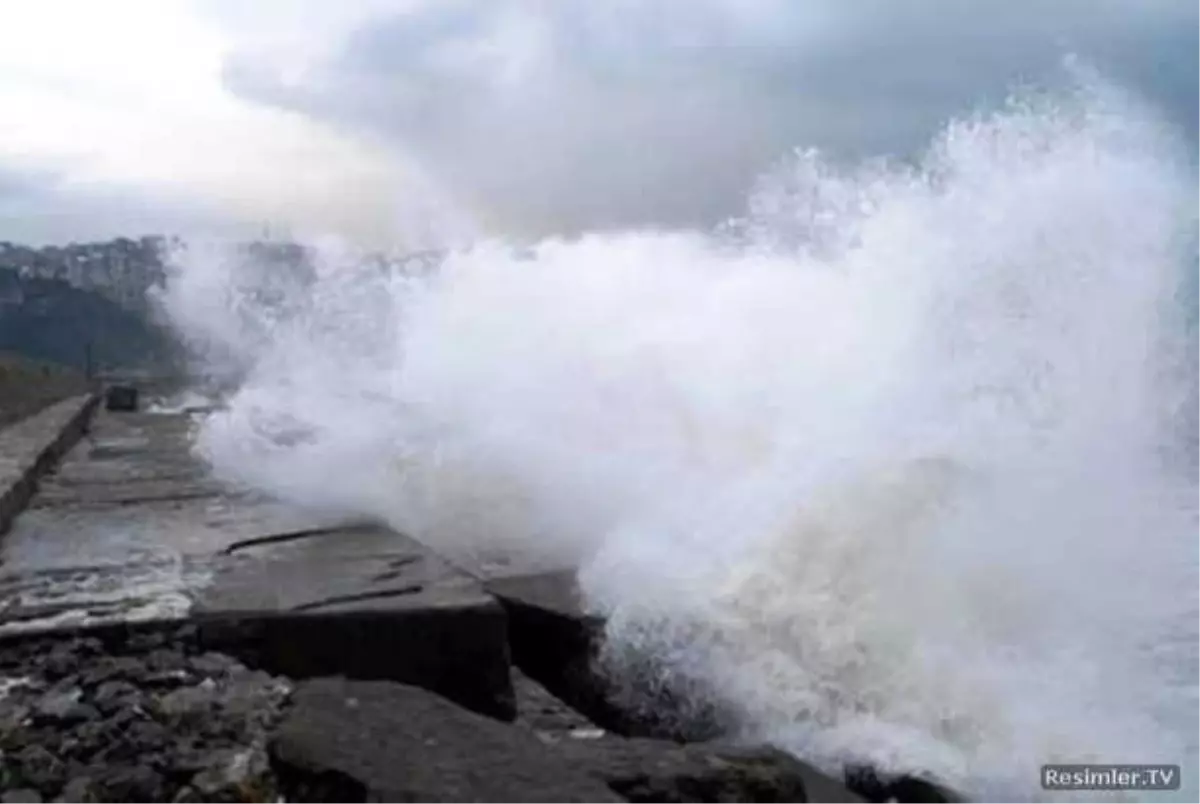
[0,626,287,802]
[0,622,872,803]
[0,397,963,803]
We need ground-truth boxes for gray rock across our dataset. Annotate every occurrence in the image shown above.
[106,718,170,760]
[0,616,288,802]
[271,677,622,802]
[191,747,270,801]
[11,744,64,794]
[187,652,236,679]
[33,689,95,724]
[79,656,145,688]
[73,639,103,658]
[845,765,966,803]
[573,739,863,802]
[1,788,42,803]
[220,671,290,721]
[0,702,31,734]
[144,648,186,674]
[271,677,863,803]
[155,686,216,720]
[92,680,140,715]
[39,646,77,682]
[94,765,164,801]
[55,777,93,804]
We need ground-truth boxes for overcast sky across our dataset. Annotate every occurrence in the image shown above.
[0,0,1194,246]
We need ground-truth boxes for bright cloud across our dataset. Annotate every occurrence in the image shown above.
[0,1,412,244]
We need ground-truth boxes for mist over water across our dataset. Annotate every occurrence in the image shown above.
[155,76,1198,800]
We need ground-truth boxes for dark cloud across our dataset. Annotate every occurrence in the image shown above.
[223,0,1198,236]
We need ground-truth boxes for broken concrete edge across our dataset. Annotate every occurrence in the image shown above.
[190,602,516,722]
[0,561,966,801]
[483,570,719,743]
[483,571,621,730]
[485,570,970,804]
[0,393,100,538]
[0,599,517,725]
[0,614,192,653]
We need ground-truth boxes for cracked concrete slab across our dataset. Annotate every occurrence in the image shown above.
[196,527,478,614]
[2,404,515,719]
[28,410,223,508]
[0,408,370,636]
[4,408,344,572]
[191,526,514,719]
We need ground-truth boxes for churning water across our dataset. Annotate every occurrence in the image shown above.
[155,76,1198,800]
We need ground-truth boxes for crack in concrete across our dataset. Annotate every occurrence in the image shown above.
[31,489,224,509]
[370,557,421,582]
[220,526,369,556]
[289,585,425,613]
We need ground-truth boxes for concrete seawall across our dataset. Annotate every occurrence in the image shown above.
[0,393,100,538]
[0,400,963,802]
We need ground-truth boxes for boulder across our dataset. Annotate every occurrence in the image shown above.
[845,765,966,803]
[270,677,861,803]
[1,789,41,804]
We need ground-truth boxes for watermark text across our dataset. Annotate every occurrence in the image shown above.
[1042,764,1180,791]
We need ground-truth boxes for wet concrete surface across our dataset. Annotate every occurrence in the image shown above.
[10,410,328,566]
[0,404,350,634]
[0,399,890,803]
[0,401,517,720]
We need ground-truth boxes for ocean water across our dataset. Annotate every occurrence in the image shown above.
[154,75,1198,801]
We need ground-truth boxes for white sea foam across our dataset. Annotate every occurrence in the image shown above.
[154,74,1198,800]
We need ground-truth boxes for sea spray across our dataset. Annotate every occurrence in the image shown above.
[155,76,1198,800]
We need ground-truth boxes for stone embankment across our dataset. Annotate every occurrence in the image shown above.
[0,392,960,803]
[0,395,98,538]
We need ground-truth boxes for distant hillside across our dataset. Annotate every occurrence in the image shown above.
[0,237,169,314]
[0,351,87,428]
[0,236,442,378]
[0,268,178,373]
[0,236,328,377]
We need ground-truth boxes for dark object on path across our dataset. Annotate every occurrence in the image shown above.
[104,385,138,412]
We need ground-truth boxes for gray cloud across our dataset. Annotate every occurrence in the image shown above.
[222,0,1198,236]
[0,167,246,246]
[0,165,66,205]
